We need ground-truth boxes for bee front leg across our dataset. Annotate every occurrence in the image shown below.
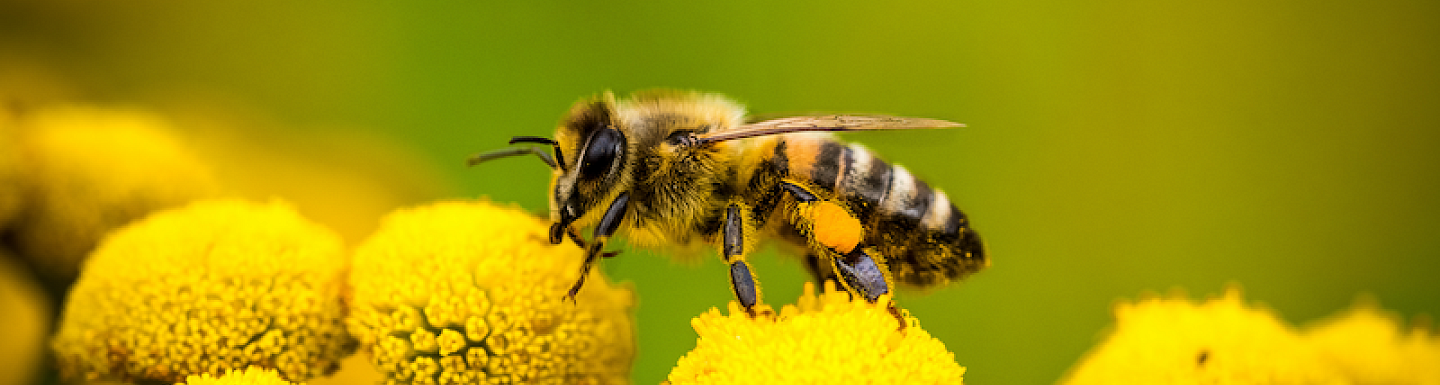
[723,202,762,316]
[564,192,629,302]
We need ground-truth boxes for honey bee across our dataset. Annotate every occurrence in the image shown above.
[469,89,987,316]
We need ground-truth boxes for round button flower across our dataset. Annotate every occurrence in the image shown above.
[666,282,966,385]
[346,200,636,385]
[9,106,219,282]
[50,199,355,383]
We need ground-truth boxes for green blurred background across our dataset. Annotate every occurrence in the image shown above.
[3,1,1437,384]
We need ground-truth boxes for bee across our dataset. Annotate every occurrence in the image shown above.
[469,89,987,317]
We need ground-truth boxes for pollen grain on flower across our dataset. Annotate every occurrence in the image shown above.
[347,200,636,385]
[666,282,965,385]
[50,198,355,384]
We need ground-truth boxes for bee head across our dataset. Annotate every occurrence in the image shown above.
[547,92,632,242]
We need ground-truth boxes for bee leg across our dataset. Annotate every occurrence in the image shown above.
[779,180,819,203]
[723,203,761,316]
[834,247,908,331]
[564,192,630,302]
[801,252,839,286]
[833,248,890,302]
[565,227,621,258]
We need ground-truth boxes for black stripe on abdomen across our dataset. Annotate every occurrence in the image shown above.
[808,141,849,194]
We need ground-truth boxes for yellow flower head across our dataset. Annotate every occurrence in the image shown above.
[1305,303,1440,385]
[0,247,51,385]
[347,200,636,385]
[1058,286,1346,385]
[51,199,355,383]
[179,367,301,385]
[666,282,966,385]
[10,105,219,280]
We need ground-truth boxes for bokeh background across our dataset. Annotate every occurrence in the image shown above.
[3,1,1437,384]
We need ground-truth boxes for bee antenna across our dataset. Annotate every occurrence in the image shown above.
[509,136,558,146]
[466,147,557,169]
[507,136,567,170]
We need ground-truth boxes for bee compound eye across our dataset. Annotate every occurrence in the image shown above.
[578,128,624,180]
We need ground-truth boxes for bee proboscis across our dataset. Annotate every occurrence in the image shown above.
[469,90,988,320]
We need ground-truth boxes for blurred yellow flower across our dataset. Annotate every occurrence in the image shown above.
[0,247,51,385]
[1306,303,1440,385]
[178,367,300,385]
[0,116,20,231]
[1059,286,1350,385]
[51,199,355,384]
[8,105,219,282]
[666,282,966,385]
[347,200,636,385]
[174,106,453,244]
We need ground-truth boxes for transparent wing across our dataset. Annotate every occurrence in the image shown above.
[695,115,963,145]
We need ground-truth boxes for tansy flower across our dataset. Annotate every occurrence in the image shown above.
[346,200,636,385]
[51,199,355,383]
[9,105,219,282]
[1305,303,1440,384]
[178,367,301,385]
[666,282,966,385]
[0,247,51,385]
[1057,286,1347,385]
[176,108,453,244]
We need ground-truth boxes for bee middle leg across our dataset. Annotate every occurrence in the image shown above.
[723,202,762,316]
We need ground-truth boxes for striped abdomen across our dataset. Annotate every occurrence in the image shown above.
[780,135,988,288]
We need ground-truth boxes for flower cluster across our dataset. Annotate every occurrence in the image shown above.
[667,282,966,385]
[1059,286,1440,385]
[50,199,355,383]
[346,200,637,385]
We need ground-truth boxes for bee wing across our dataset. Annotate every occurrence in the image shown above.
[696,115,963,145]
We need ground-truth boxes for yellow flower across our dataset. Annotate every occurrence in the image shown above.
[9,105,219,281]
[1305,303,1440,385]
[0,247,51,385]
[1058,286,1347,385]
[666,282,966,385]
[177,113,454,244]
[347,200,636,385]
[51,199,355,384]
[178,367,301,385]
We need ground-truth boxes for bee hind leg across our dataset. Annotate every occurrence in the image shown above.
[802,252,839,287]
[834,248,890,302]
[835,248,909,331]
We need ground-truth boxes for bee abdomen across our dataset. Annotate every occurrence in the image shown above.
[805,140,988,287]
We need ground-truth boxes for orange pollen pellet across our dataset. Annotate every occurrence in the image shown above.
[807,201,863,254]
